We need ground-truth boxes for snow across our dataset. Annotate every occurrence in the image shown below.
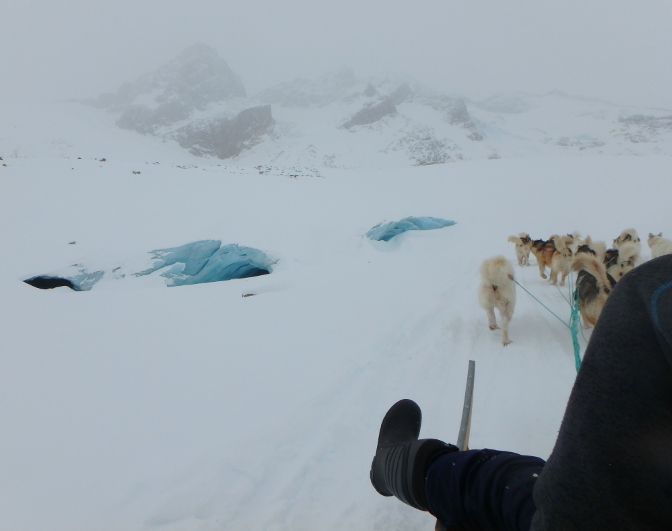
[1,99,671,531]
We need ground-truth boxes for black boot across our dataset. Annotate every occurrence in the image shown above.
[370,399,458,511]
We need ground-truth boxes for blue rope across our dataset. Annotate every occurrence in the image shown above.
[509,275,570,329]
[569,290,582,372]
[509,274,582,373]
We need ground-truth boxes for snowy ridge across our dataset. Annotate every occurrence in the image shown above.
[62,45,672,168]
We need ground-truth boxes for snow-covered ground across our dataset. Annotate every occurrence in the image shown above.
[1,101,670,531]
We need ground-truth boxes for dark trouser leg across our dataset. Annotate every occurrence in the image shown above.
[426,449,545,531]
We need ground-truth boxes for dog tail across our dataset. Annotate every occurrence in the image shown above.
[572,255,612,293]
[617,241,640,265]
[480,255,514,287]
[508,235,523,245]
[608,241,640,282]
[614,228,640,248]
[553,235,574,256]
[581,236,606,261]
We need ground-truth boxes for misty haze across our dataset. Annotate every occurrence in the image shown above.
[1,2,671,530]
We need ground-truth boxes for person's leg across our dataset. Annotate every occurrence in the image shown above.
[371,400,545,531]
[426,449,544,531]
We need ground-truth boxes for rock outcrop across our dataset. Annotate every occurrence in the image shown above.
[342,99,397,129]
[83,44,273,159]
[170,106,274,158]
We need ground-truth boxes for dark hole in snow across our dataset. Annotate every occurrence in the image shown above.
[24,276,79,291]
[238,267,270,279]
[23,269,104,291]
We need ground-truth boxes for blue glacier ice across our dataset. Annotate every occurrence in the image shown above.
[135,240,273,287]
[135,240,223,277]
[366,216,456,242]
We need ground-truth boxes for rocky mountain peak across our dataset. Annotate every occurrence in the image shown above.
[92,43,246,112]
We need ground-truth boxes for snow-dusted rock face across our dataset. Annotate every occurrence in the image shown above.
[88,44,246,121]
[342,98,397,129]
[170,105,274,158]
[617,114,672,143]
[91,43,246,115]
[423,95,484,141]
[388,83,413,105]
[83,44,273,159]
[76,45,672,167]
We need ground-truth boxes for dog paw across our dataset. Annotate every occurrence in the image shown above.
[489,325,500,330]
[541,274,547,279]
[502,339,512,346]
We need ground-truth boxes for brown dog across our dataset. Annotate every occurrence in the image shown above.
[548,234,577,286]
[530,234,576,285]
[572,252,612,328]
[530,238,556,281]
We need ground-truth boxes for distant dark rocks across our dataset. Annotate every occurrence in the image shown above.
[170,106,274,159]
[389,84,413,105]
[424,96,483,140]
[342,98,397,129]
[363,83,378,97]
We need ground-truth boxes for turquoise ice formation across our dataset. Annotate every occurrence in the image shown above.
[24,240,273,291]
[366,217,456,242]
[135,240,273,286]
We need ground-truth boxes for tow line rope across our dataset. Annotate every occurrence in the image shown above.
[508,274,583,373]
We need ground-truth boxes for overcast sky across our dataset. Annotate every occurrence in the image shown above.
[3,0,671,108]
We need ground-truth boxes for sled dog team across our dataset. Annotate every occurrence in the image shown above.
[479,230,672,345]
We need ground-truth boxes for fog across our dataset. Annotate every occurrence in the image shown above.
[2,0,671,107]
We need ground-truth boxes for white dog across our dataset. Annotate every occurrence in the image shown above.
[478,255,516,345]
[612,228,641,265]
[648,233,672,258]
[507,233,532,266]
